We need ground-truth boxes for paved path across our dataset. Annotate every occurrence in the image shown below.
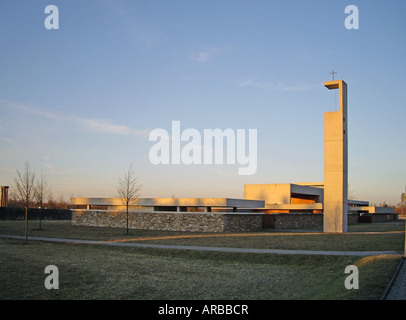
[0,234,402,257]
[384,258,406,300]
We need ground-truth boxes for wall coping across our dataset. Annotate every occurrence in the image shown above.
[71,209,264,216]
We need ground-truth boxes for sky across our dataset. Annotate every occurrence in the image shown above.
[0,0,405,205]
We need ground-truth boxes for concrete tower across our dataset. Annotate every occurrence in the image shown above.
[323,80,348,233]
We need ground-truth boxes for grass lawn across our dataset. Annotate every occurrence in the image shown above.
[0,220,404,300]
[1,220,404,252]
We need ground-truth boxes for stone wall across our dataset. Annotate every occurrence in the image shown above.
[71,210,263,233]
[223,214,263,232]
[263,213,360,229]
[71,210,399,232]
[264,213,398,229]
[348,213,359,225]
[358,213,399,223]
[263,213,323,229]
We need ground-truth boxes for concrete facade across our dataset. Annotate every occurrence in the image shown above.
[243,183,394,217]
[70,197,265,212]
[244,183,323,213]
[323,80,348,233]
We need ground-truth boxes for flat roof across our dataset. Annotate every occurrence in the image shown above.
[348,200,369,206]
[70,197,265,208]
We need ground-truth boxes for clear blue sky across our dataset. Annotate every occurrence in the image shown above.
[1,0,405,204]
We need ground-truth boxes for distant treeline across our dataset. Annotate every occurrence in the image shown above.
[7,197,70,210]
[392,203,406,217]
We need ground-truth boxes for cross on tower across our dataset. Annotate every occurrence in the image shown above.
[330,69,337,80]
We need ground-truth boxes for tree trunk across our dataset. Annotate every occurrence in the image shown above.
[25,206,28,244]
[39,208,42,230]
[126,204,129,235]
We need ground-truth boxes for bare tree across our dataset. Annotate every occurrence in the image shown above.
[348,184,356,201]
[34,171,50,230]
[14,161,35,243]
[117,164,142,234]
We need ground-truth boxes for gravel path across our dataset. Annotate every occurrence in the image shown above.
[0,234,401,257]
[384,258,406,300]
